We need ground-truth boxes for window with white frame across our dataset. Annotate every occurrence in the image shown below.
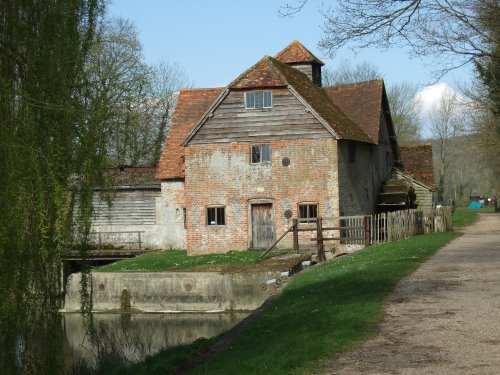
[245,91,272,109]
[207,206,226,226]
[298,203,318,223]
[251,144,271,164]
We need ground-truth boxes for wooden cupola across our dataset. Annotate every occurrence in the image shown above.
[274,40,325,87]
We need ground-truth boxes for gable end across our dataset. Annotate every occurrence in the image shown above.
[185,88,334,145]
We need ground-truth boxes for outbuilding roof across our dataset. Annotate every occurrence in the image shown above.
[399,144,436,189]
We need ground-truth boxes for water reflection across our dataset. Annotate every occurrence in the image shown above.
[63,312,248,371]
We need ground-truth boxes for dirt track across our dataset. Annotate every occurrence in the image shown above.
[319,212,500,375]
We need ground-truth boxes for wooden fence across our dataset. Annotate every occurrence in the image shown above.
[370,207,453,243]
[261,207,453,262]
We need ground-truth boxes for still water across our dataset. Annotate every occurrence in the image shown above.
[62,312,248,370]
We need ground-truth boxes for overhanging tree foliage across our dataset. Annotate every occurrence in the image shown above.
[87,18,189,167]
[0,0,105,372]
[282,0,500,77]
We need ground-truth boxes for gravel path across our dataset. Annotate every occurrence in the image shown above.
[319,212,500,375]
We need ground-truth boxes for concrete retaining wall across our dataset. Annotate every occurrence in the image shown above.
[64,271,283,312]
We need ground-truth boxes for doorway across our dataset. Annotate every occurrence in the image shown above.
[251,203,275,248]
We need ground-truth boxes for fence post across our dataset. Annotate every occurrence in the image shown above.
[316,217,326,262]
[98,232,102,250]
[138,231,142,252]
[292,219,299,254]
[364,216,371,247]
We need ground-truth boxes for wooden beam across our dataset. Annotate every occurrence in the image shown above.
[293,219,299,254]
[260,223,294,258]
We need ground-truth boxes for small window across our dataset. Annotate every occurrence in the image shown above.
[251,144,271,164]
[348,141,356,163]
[298,204,318,223]
[245,91,272,109]
[207,206,225,226]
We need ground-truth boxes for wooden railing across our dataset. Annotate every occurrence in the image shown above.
[260,207,453,262]
[94,231,145,251]
[260,217,371,262]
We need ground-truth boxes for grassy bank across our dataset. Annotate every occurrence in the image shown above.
[95,250,263,272]
[452,206,494,228]
[116,231,459,375]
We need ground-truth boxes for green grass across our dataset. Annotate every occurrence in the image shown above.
[116,232,459,375]
[94,250,263,272]
[452,206,494,228]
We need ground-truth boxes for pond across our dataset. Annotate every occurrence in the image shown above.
[63,311,248,372]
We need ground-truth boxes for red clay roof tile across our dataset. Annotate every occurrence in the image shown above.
[399,144,436,189]
[229,56,288,89]
[323,80,384,144]
[275,40,325,66]
[270,58,373,143]
[156,88,224,179]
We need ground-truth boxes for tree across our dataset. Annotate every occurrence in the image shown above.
[387,82,422,145]
[282,0,500,77]
[0,0,104,372]
[149,60,190,165]
[322,60,422,144]
[85,18,153,166]
[86,19,189,167]
[429,87,463,201]
[322,60,381,86]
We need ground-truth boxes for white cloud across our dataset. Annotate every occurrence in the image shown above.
[415,82,465,137]
[416,82,453,117]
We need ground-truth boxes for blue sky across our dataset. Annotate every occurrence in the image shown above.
[108,0,472,90]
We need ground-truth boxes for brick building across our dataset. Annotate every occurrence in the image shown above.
[157,41,400,254]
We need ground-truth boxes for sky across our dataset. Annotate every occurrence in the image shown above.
[108,0,474,135]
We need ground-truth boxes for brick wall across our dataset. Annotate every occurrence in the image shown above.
[184,139,339,254]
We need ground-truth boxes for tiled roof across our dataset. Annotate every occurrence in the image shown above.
[274,40,325,66]
[106,166,160,189]
[270,58,374,143]
[156,88,224,179]
[399,144,436,189]
[323,80,384,144]
[229,56,288,89]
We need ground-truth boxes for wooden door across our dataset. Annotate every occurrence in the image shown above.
[251,204,274,248]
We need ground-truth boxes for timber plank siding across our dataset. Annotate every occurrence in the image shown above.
[414,184,433,210]
[190,89,331,144]
[92,190,159,225]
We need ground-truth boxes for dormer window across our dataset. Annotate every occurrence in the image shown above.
[245,91,272,109]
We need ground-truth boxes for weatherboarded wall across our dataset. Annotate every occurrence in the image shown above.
[394,171,434,210]
[91,189,167,250]
[189,89,331,144]
[184,138,340,254]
